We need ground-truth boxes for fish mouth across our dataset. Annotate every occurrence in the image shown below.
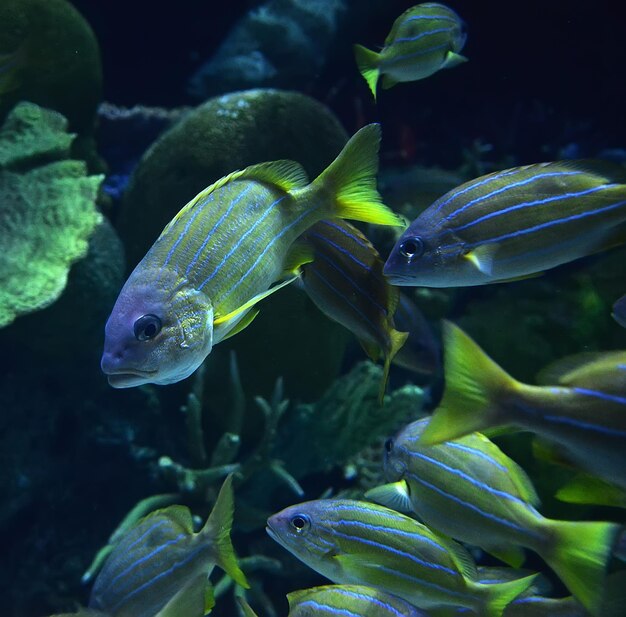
[105,368,158,389]
[384,273,413,286]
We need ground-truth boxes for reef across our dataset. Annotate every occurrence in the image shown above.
[0,102,104,329]
[0,0,102,133]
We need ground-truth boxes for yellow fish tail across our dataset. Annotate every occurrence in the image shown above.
[473,574,538,617]
[354,44,381,100]
[202,475,249,589]
[312,123,405,227]
[419,321,519,446]
[379,328,409,403]
[544,519,619,616]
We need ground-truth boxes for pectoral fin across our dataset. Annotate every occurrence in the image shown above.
[443,51,468,68]
[214,276,298,327]
[464,244,498,276]
[220,309,260,342]
[365,480,413,513]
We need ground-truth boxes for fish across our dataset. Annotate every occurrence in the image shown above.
[367,418,619,615]
[384,161,626,287]
[266,498,536,616]
[0,45,25,97]
[418,322,626,490]
[101,124,405,388]
[285,584,431,616]
[88,475,248,617]
[354,3,467,99]
[298,219,409,399]
[613,294,626,327]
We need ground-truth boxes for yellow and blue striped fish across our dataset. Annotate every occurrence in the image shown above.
[266,499,535,616]
[613,294,626,327]
[384,161,626,287]
[369,417,620,616]
[419,322,626,491]
[101,124,404,388]
[354,3,467,99]
[299,219,408,399]
[88,476,247,617]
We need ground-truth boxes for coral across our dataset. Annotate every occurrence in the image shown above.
[117,88,349,268]
[0,0,102,133]
[0,102,104,329]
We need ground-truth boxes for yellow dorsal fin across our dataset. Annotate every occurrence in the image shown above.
[214,275,298,326]
[162,161,309,235]
[148,504,194,533]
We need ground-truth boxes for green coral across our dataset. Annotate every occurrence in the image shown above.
[0,0,102,133]
[0,102,103,328]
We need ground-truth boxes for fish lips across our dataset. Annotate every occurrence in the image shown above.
[102,366,158,389]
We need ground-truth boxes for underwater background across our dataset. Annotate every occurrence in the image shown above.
[1,0,625,616]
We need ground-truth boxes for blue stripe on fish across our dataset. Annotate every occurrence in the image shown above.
[450,183,614,232]
[383,42,451,66]
[183,185,253,277]
[445,171,584,224]
[465,200,626,248]
[220,203,320,300]
[309,268,385,333]
[105,532,187,598]
[327,517,449,555]
[109,541,210,613]
[312,248,388,315]
[404,470,533,536]
[298,602,361,617]
[433,168,523,214]
[392,27,456,46]
[329,527,458,576]
[401,448,535,508]
[374,564,471,601]
[328,588,407,616]
[197,195,285,290]
[308,230,372,271]
[618,364,626,370]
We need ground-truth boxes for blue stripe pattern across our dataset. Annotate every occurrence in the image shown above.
[392,27,454,46]
[385,42,450,65]
[297,602,361,617]
[309,229,371,271]
[325,588,407,616]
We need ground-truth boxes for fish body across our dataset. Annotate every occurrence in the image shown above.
[370,418,619,615]
[384,161,626,287]
[613,294,626,327]
[420,322,626,491]
[88,476,247,617]
[266,499,535,616]
[354,3,467,99]
[286,584,430,616]
[101,124,404,387]
[299,218,408,397]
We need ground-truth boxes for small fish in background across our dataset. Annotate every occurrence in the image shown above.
[384,161,626,287]
[101,124,404,388]
[298,219,408,399]
[0,44,26,97]
[368,418,619,615]
[266,499,536,616]
[613,294,626,327]
[88,475,248,617]
[354,3,467,100]
[418,322,626,491]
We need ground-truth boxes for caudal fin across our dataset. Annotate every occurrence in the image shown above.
[544,519,619,616]
[354,44,380,99]
[475,573,537,617]
[312,124,405,227]
[419,321,519,445]
[203,475,249,589]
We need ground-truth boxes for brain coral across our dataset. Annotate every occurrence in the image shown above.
[0,102,103,328]
[0,0,102,133]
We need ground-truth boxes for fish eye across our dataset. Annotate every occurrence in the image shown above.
[399,237,424,260]
[384,438,394,453]
[134,314,162,341]
[290,514,310,533]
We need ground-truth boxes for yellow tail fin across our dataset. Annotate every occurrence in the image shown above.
[474,573,537,617]
[354,44,381,100]
[419,321,519,445]
[203,475,249,588]
[312,124,405,227]
[544,519,619,616]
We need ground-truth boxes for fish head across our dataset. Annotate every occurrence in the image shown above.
[383,418,430,481]
[384,218,472,287]
[266,501,342,578]
[101,266,213,388]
